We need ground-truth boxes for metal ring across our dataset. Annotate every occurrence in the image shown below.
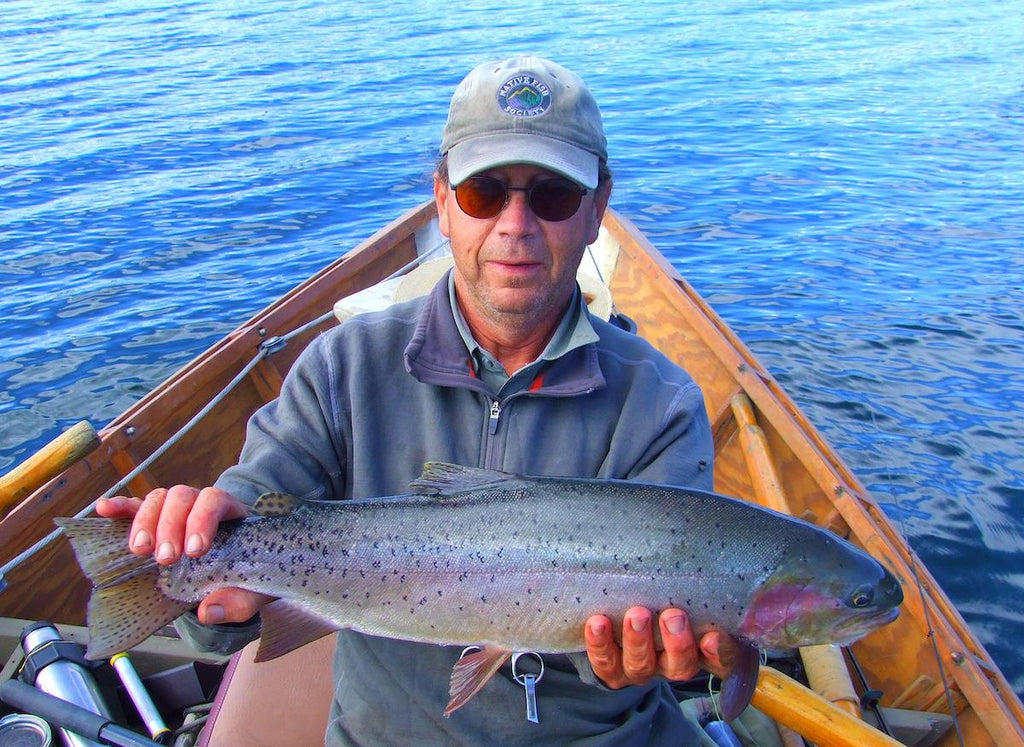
[511,651,544,685]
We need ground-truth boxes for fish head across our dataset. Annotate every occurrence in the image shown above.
[740,534,903,649]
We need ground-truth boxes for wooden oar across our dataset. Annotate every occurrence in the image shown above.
[0,421,100,516]
[753,666,901,746]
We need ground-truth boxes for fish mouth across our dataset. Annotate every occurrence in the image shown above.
[829,605,901,646]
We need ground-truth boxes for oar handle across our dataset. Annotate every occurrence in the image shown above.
[752,666,901,747]
[0,421,100,514]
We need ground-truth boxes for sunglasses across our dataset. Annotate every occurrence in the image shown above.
[453,176,588,222]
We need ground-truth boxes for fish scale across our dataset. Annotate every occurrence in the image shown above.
[56,461,902,719]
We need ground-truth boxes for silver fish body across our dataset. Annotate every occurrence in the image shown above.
[57,462,902,719]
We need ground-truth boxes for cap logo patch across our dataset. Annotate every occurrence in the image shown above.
[497,75,551,118]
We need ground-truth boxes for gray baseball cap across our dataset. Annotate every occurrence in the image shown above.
[440,55,607,189]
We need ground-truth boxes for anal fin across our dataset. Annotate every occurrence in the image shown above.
[445,645,512,717]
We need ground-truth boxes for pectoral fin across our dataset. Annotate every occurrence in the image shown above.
[445,645,512,717]
[718,637,761,722]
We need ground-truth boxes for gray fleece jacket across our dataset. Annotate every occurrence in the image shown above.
[214,274,714,746]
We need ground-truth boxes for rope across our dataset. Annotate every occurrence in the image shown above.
[0,239,450,589]
[0,345,270,587]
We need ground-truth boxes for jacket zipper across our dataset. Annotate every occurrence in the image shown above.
[488,400,501,435]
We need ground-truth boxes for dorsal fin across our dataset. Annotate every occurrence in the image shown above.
[409,462,510,496]
[252,492,304,517]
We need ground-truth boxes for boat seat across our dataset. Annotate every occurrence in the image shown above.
[198,634,335,746]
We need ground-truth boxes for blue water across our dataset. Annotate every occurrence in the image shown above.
[2,0,1022,699]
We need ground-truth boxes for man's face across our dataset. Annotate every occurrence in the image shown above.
[434,164,610,335]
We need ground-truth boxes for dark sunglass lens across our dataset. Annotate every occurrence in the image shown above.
[455,177,506,219]
[530,180,584,222]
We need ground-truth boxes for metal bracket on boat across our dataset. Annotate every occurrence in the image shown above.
[258,335,287,356]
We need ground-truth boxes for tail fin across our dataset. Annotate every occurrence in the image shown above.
[56,517,192,660]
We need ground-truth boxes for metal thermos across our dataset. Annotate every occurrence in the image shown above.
[20,622,113,747]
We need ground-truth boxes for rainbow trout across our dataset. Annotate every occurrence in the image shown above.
[57,462,902,720]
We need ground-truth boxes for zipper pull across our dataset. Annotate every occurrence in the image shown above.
[488,400,501,435]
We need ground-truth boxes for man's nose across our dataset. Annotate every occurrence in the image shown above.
[496,187,539,232]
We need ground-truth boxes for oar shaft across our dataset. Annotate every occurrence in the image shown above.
[752,666,901,747]
[0,421,100,514]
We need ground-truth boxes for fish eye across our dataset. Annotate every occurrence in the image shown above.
[850,586,874,608]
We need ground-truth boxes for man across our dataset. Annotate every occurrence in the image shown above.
[98,55,727,744]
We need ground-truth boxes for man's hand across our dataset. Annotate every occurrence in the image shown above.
[97,487,271,625]
[584,606,729,688]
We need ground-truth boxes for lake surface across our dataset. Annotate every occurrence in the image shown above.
[1,0,1022,699]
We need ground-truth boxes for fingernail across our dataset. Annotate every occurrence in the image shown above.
[630,615,649,633]
[204,604,225,624]
[132,529,152,551]
[588,619,606,636]
[702,635,719,658]
[157,541,175,562]
[186,534,204,554]
[664,612,686,635]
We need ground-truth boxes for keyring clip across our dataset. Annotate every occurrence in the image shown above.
[511,651,545,685]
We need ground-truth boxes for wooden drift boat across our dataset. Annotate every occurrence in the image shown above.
[1,201,1022,746]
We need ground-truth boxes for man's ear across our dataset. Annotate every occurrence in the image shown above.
[434,175,452,237]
